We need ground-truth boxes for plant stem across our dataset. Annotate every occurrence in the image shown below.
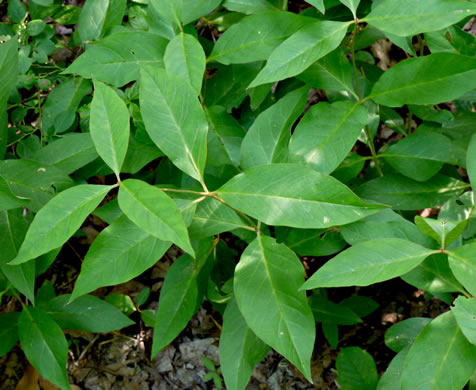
[209,193,258,230]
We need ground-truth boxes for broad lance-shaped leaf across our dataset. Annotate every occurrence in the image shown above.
[369,53,476,107]
[209,12,313,65]
[140,67,208,183]
[240,87,308,170]
[305,0,324,13]
[338,0,360,18]
[448,242,476,297]
[164,33,206,95]
[400,311,476,390]
[362,0,476,37]
[249,20,351,88]
[11,185,112,265]
[452,296,476,346]
[152,240,213,356]
[385,318,432,353]
[118,179,194,256]
[468,134,476,189]
[18,307,71,390]
[336,347,378,390]
[90,80,130,177]
[302,238,435,290]
[234,234,315,381]
[377,347,410,390]
[289,101,367,174]
[181,0,221,25]
[71,215,170,301]
[63,32,168,87]
[217,164,385,229]
[0,176,28,212]
[77,0,126,42]
[219,296,269,390]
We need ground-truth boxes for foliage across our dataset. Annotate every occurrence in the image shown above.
[1,0,476,389]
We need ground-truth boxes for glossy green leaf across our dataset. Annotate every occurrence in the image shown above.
[42,294,134,332]
[383,131,456,181]
[283,229,346,257]
[448,242,476,297]
[401,311,476,390]
[377,347,410,390]
[0,38,18,111]
[31,134,98,175]
[415,216,467,248]
[188,197,250,239]
[297,49,357,98]
[42,78,92,134]
[18,307,71,390]
[385,318,432,353]
[0,176,28,212]
[209,12,312,65]
[401,254,466,295]
[0,312,20,356]
[118,179,193,256]
[11,185,112,265]
[164,33,206,95]
[2,261,36,304]
[219,296,269,390]
[302,238,435,289]
[140,67,208,183]
[249,21,351,88]
[217,164,384,229]
[338,0,360,18]
[310,296,362,325]
[337,347,378,390]
[425,25,476,57]
[222,0,278,14]
[452,296,476,346]
[289,102,367,174]
[72,215,170,300]
[152,240,213,356]
[363,0,476,37]
[149,0,182,31]
[356,174,467,211]
[240,87,308,170]
[468,134,476,189]
[369,53,476,107]
[90,80,130,176]
[234,234,315,381]
[77,0,126,42]
[64,32,168,87]
[181,0,221,24]
[305,0,325,13]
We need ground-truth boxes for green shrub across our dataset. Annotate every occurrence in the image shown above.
[1,0,476,389]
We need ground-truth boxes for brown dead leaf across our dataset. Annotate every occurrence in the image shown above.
[15,364,40,390]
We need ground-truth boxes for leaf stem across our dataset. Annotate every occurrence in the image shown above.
[209,193,258,230]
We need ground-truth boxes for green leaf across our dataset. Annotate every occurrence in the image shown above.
[356,174,467,211]
[71,215,169,300]
[31,134,98,175]
[41,294,134,332]
[322,322,338,349]
[7,0,27,23]
[415,216,467,248]
[400,311,476,390]
[181,0,221,25]
[234,234,315,381]
[383,130,456,181]
[0,38,18,107]
[164,33,206,95]
[217,164,385,229]
[302,238,435,289]
[310,296,362,325]
[219,296,269,390]
[77,0,127,42]
[336,347,378,390]
[240,87,308,170]
[452,296,476,346]
[140,67,208,183]
[340,296,379,318]
[369,53,476,107]
[401,254,466,295]
[448,242,476,297]
[105,294,136,316]
[18,307,71,390]
[363,0,476,37]
[468,134,476,189]
[283,229,346,257]
[118,179,193,256]
[385,317,432,353]
[90,80,130,177]
[249,21,351,87]
[149,0,182,31]
[338,0,360,18]
[0,176,28,212]
[188,197,250,239]
[42,78,92,134]
[289,102,367,174]
[209,12,312,65]
[0,312,20,356]
[305,0,325,13]
[2,261,36,304]
[222,0,278,14]
[376,347,410,390]
[63,32,168,87]
[11,185,112,265]
[297,49,357,98]
[152,240,213,356]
